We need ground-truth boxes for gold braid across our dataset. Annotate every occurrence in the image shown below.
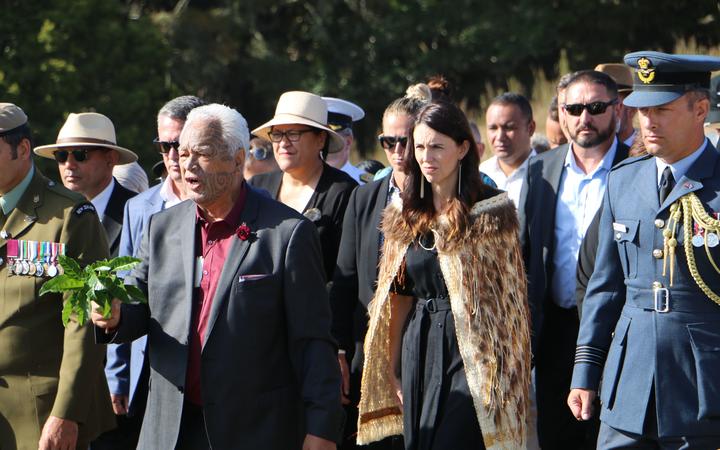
[663,193,720,306]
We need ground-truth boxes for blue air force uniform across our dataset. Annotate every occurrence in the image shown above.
[571,52,720,444]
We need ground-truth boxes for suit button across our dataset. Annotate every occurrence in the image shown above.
[655,219,665,228]
[652,249,664,259]
[615,232,622,239]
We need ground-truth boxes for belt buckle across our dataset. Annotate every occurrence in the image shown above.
[425,298,437,313]
[653,287,670,313]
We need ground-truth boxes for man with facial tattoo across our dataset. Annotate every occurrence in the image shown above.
[92,104,344,450]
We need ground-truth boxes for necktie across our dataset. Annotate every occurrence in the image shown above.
[659,166,675,205]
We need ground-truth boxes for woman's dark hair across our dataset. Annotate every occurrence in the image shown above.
[402,101,490,243]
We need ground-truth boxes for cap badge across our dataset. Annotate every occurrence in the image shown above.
[637,57,656,84]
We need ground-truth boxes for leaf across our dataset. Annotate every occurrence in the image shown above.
[124,284,147,303]
[39,274,85,295]
[61,296,73,326]
[58,255,85,280]
[87,259,111,273]
[107,256,141,272]
[105,277,130,304]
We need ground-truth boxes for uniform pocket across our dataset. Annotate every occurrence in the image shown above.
[600,314,631,409]
[687,322,720,420]
[613,220,639,279]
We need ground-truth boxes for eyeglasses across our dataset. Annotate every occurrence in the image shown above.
[54,148,103,163]
[153,138,180,154]
[268,129,314,143]
[563,99,618,117]
[247,146,271,161]
[378,135,408,150]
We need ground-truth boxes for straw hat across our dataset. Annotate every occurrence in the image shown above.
[252,91,345,154]
[594,63,634,93]
[34,112,138,164]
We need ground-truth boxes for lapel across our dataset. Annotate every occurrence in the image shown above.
[102,180,133,255]
[370,176,391,277]
[202,189,261,349]
[0,169,45,249]
[612,141,630,166]
[659,142,719,213]
[540,145,570,250]
[179,201,199,333]
[635,156,660,210]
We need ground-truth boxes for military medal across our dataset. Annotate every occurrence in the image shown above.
[693,223,705,247]
[35,261,44,277]
[47,263,58,277]
[707,232,719,248]
[21,260,30,275]
[6,239,19,276]
[27,261,36,275]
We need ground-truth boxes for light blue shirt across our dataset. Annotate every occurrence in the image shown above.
[655,139,707,188]
[551,139,618,309]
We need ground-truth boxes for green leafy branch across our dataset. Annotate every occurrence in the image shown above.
[39,254,146,326]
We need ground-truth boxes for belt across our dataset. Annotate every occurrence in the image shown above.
[415,297,451,313]
[625,289,720,314]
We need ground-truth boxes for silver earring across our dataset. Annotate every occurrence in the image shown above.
[457,163,462,195]
[420,174,425,199]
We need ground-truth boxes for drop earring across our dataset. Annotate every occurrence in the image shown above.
[457,162,462,195]
[420,174,425,199]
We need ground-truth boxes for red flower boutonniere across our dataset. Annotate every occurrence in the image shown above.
[236,222,253,241]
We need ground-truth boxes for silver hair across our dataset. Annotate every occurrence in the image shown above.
[157,95,206,122]
[182,104,250,157]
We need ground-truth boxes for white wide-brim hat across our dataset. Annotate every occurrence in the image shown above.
[34,112,138,164]
[252,91,345,154]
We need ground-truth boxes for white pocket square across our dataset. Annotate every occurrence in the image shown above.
[238,274,271,283]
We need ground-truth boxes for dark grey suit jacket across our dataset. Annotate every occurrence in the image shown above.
[102,179,136,257]
[329,175,391,375]
[518,141,629,353]
[98,188,344,449]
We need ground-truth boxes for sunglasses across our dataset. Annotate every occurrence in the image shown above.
[247,146,271,161]
[153,138,180,154]
[563,99,618,117]
[54,148,103,163]
[268,129,314,143]
[378,135,408,150]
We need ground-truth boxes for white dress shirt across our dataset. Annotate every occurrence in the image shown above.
[90,179,115,223]
[159,176,183,208]
[479,150,536,206]
[551,139,618,309]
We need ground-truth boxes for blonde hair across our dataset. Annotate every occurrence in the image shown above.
[383,83,432,121]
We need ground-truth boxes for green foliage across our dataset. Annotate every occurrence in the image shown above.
[39,255,146,327]
[3,0,719,164]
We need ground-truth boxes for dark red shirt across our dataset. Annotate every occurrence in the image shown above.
[185,183,247,406]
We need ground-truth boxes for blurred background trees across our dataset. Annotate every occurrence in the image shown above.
[2,0,718,173]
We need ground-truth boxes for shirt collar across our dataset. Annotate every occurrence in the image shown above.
[0,164,34,215]
[159,175,183,208]
[90,178,116,221]
[655,138,707,188]
[196,182,247,229]
[566,137,618,177]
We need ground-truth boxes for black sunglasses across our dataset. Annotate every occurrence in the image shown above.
[268,129,314,143]
[378,135,408,150]
[153,137,180,154]
[54,148,103,163]
[563,99,618,117]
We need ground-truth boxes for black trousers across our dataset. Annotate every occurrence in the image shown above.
[535,302,600,450]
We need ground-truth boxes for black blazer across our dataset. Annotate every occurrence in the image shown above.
[518,141,629,352]
[329,175,391,374]
[98,189,344,449]
[103,179,136,257]
[250,163,358,282]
